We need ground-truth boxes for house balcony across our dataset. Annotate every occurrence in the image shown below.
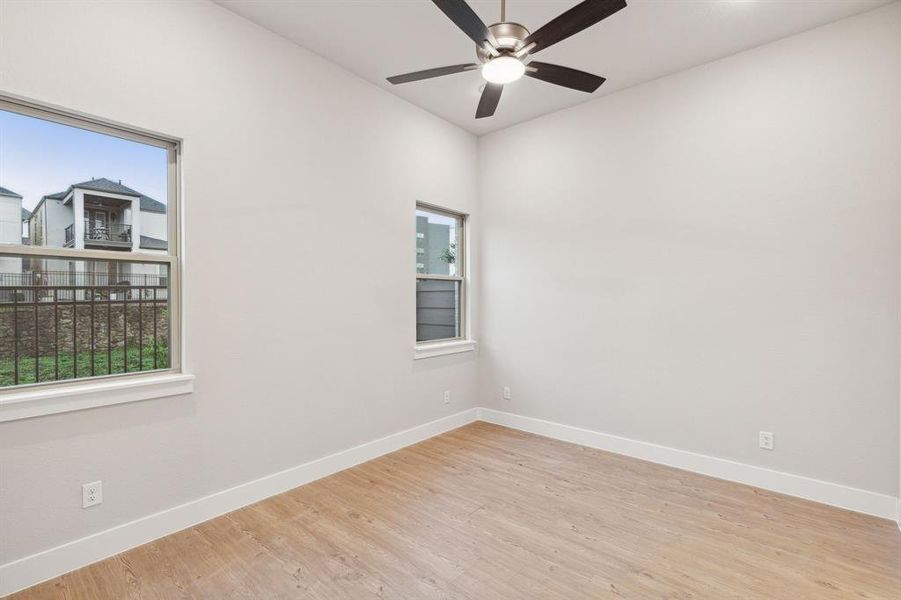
[65,221,133,249]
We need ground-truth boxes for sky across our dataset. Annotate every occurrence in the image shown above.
[0,109,167,212]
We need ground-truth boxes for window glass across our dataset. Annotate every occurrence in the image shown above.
[0,100,178,389]
[0,109,169,250]
[416,279,460,342]
[415,205,464,344]
[416,209,461,277]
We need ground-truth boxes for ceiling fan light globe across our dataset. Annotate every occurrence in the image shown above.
[481,56,525,84]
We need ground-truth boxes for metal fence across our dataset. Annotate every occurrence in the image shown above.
[0,283,169,387]
[0,270,164,287]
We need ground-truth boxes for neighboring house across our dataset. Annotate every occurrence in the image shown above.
[21,206,31,245]
[25,178,168,286]
[0,186,25,276]
[0,185,25,244]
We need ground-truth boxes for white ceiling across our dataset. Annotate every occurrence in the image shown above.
[216,0,891,135]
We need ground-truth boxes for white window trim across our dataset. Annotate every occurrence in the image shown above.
[0,373,194,422]
[413,338,477,360]
[414,202,474,359]
[0,92,191,420]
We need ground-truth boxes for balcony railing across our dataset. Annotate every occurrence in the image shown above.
[65,222,133,247]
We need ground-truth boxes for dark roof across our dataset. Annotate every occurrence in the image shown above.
[72,177,142,197]
[41,178,166,213]
[0,186,23,199]
[139,194,166,214]
[21,207,31,221]
[139,235,167,251]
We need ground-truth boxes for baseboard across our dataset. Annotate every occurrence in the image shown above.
[0,407,480,597]
[477,408,898,521]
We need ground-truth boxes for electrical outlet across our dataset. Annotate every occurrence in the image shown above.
[82,481,102,508]
[503,386,511,400]
[443,390,451,404]
[759,431,774,451]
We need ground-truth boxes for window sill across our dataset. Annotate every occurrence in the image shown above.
[0,373,195,423]
[413,339,477,360]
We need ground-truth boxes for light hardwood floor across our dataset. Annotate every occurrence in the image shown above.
[10,422,901,599]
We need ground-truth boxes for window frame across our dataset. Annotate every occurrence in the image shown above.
[0,92,185,397]
[415,201,469,349]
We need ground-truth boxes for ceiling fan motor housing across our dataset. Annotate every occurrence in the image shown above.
[477,22,531,62]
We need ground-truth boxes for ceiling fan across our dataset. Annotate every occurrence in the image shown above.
[387,0,627,119]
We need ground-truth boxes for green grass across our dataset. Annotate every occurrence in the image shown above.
[0,343,169,387]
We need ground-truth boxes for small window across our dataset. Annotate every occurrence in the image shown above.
[0,96,181,389]
[416,204,464,343]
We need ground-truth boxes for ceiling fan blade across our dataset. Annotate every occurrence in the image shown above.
[431,0,497,47]
[476,83,503,119]
[387,63,478,84]
[526,61,606,93]
[524,0,627,55]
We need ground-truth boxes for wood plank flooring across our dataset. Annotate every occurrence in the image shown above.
[9,422,901,599]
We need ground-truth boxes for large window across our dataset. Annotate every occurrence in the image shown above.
[0,96,180,390]
[416,204,465,343]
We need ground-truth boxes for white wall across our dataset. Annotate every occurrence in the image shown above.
[0,195,22,243]
[0,195,23,275]
[139,210,167,242]
[0,0,479,565]
[42,199,70,248]
[479,3,901,496]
